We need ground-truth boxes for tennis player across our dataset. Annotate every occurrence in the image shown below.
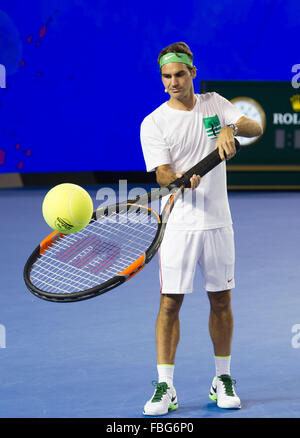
[140,42,263,416]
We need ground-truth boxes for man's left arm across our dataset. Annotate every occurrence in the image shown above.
[235,115,263,138]
[217,116,263,161]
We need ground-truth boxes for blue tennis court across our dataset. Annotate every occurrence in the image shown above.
[1,186,300,418]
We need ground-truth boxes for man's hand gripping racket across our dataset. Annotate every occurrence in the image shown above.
[24,139,240,302]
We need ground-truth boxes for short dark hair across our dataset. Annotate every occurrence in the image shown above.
[157,42,194,71]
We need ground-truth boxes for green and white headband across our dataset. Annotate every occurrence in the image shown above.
[159,52,193,68]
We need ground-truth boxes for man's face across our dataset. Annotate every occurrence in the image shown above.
[161,63,196,99]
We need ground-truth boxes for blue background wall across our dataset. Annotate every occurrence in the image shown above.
[0,0,298,173]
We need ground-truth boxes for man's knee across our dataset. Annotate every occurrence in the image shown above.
[207,290,232,313]
[159,294,184,317]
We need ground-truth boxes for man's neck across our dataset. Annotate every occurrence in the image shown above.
[167,92,197,111]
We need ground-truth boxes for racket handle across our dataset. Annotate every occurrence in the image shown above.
[169,138,240,189]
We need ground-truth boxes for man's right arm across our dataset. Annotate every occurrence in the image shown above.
[156,164,178,186]
[156,164,201,189]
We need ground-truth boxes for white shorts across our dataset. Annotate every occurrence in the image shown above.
[158,226,235,294]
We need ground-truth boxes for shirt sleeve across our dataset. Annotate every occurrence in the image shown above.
[214,92,244,126]
[140,116,171,172]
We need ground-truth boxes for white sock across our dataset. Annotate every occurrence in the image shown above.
[214,355,231,377]
[157,364,175,387]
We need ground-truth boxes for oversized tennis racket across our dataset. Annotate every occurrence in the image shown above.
[24,139,240,302]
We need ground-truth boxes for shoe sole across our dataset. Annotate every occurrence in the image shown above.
[143,403,178,416]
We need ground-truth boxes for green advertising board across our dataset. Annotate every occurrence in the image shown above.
[201,81,300,189]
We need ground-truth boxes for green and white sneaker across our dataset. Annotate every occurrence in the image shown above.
[209,374,241,409]
[143,381,178,416]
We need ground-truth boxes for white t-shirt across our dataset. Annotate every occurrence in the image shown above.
[140,92,244,230]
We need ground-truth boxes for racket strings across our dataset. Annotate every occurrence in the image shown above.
[82,211,156,252]
[30,207,159,295]
[46,209,156,264]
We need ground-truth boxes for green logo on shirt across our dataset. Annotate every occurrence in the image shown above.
[203,115,221,138]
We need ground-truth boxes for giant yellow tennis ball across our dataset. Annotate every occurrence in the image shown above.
[42,183,93,234]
